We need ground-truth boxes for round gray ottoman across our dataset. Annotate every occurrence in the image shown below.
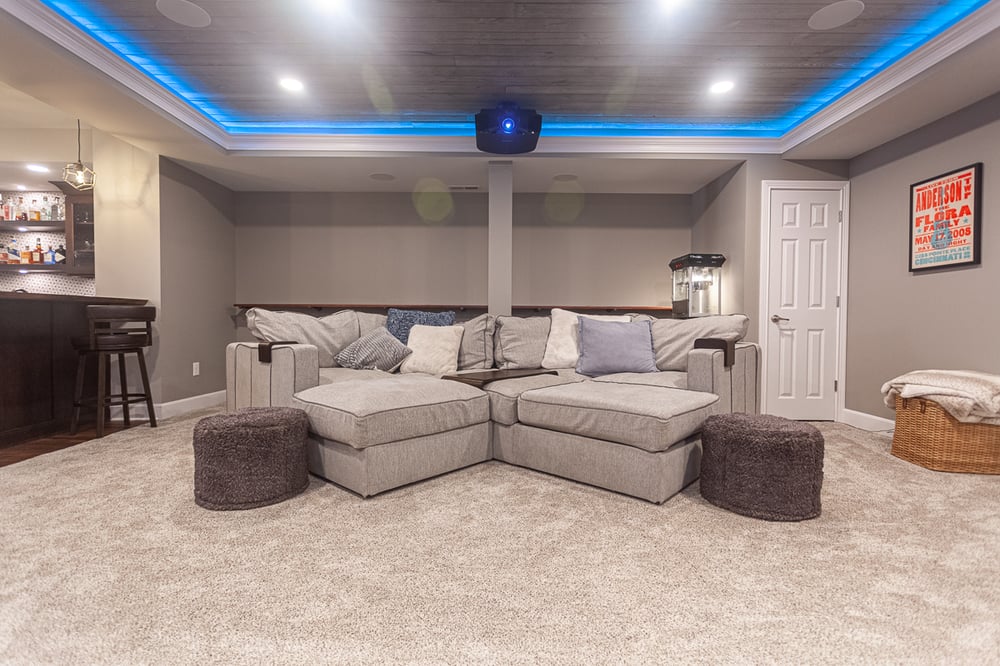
[700,413,824,521]
[193,407,310,510]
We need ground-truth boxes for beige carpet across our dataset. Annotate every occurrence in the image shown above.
[1,413,998,665]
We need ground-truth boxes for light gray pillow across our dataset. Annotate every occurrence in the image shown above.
[576,318,657,377]
[335,326,411,372]
[651,314,750,371]
[458,314,496,370]
[246,308,360,368]
[357,311,388,336]
[494,316,551,370]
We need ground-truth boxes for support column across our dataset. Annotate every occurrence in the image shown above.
[488,161,513,315]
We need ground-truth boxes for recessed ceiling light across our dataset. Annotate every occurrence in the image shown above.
[369,173,396,181]
[155,0,212,28]
[279,78,305,92]
[809,0,865,31]
[658,0,685,12]
[553,174,578,182]
[709,80,735,94]
[26,164,49,173]
[15,185,26,191]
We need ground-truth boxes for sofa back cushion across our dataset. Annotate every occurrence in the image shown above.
[457,314,496,370]
[494,316,551,369]
[651,314,750,371]
[576,318,658,377]
[246,308,360,368]
[357,311,388,336]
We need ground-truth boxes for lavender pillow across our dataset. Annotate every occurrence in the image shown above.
[386,308,456,344]
[576,317,658,378]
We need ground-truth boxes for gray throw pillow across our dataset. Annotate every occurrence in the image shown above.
[651,314,750,371]
[246,308,360,368]
[386,308,456,343]
[335,326,412,372]
[494,316,551,369]
[576,318,658,378]
[458,314,496,370]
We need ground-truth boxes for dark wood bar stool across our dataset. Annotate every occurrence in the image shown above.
[70,305,157,439]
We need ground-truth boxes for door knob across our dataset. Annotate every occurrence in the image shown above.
[770,314,790,323]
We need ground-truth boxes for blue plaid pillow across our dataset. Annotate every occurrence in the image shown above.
[386,308,456,343]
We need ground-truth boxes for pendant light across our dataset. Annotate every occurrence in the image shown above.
[62,119,96,191]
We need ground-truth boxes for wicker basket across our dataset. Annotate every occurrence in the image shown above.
[892,396,1000,474]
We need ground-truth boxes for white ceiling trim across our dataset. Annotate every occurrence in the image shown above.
[226,134,779,157]
[0,0,230,147]
[2,0,995,158]
[779,2,1000,154]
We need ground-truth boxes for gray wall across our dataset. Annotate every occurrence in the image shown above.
[691,164,748,316]
[234,192,692,308]
[158,159,237,403]
[235,192,488,305]
[513,193,691,306]
[846,99,1000,418]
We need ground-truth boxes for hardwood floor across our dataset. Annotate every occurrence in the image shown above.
[0,423,141,468]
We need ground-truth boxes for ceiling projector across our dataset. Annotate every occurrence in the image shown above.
[475,103,543,154]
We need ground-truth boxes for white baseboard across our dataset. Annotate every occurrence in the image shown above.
[110,390,226,422]
[840,408,895,432]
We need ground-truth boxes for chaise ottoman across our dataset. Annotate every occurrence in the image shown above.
[291,374,491,497]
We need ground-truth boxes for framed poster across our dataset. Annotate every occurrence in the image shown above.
[909,163,982,272]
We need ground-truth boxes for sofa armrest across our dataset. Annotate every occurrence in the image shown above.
[226,342,320,411]
[687,342,761,414]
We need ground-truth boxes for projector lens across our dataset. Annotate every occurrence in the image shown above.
[501,117,516,134]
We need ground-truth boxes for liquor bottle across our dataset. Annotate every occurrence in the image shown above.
[29,199,41,221]
[0,195,6,221]
[45,245,56,264]
[21,245,31,264]
[7,238,18,264]
[0,242,6,264]
[41,196,50,221]
[55,243,67,264]
[16,197,27,221]
[31,239,42,264]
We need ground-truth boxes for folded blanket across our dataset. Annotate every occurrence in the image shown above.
[881,369,1000,424]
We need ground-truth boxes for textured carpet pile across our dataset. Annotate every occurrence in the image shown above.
[1,412,998,664]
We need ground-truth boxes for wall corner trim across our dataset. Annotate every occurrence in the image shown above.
[839,408,895,432]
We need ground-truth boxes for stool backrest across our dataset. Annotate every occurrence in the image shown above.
[86,305,156,350]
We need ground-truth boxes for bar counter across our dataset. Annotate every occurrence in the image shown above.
[0,292,147,446]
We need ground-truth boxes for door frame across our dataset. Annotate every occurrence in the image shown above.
[758,180,851,420]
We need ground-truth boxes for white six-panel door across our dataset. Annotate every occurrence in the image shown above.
[762,183,846,420]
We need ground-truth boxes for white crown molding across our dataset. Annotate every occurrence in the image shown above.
[0,0,230,148]
[780,1,1000,154]
[223,133,781,157]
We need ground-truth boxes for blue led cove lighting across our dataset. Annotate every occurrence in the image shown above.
[38,0,993,139]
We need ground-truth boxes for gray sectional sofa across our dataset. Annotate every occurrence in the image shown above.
[226,309,760,504]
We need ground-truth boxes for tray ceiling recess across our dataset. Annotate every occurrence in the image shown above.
[9,0,997,144]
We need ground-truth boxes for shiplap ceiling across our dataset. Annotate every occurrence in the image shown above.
[21,0,995,137]
[1,0,999,192]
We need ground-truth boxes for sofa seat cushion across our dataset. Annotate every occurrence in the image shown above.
[518,384,718,452]
[592,371,688,390]
[292,375,489,449]
[318,367,394,385]
[484,369,587,425]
